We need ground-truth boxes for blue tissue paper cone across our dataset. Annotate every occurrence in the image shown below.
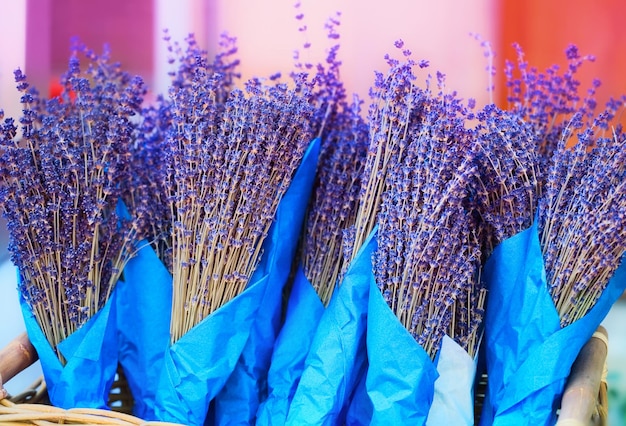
[153,276,267,425]
[255,266,325,426]
[212,138,320,425]
[284,229,376,426]
[344,362,372,426]
[366,271,438,426]
[480,219,626,426]
[116,241,173,420]
[20,284,118,409]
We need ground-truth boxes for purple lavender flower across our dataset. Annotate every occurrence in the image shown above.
[0,43,146,359]
[301,97,369,304]
[471,103,540,257]
[347,45,423,264]
[505,43,598,185]
[124,94,173,266]
[291,10,370,305]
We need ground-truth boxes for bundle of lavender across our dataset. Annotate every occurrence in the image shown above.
[0,43,145,409]
[165,60,314,342]
[286,42,424,426]
[540,105,626,325]
[361,53,487,425]
[114,70,176,424]
[287,42,485,425]
[300,100,369,303]
[257,13,370,423]
[128,33,321,426]
[113,34,255,423]
[373,78,481,360]
[476,45,626,426]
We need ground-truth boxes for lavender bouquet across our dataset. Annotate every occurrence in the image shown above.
[0,43,144,408]
[477,45,626,425]
[360,51,486,425]
[115,33,237,421]
[120,34,320,426]
[285,42,425,426]
[256,12,370,425]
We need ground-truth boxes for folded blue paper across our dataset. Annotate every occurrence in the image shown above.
[20,279,118,409]
[284,229,375,426]
[479,219,626,425]
[212,138,320,425]
[117,240,173,420]
[344,362,372,426]
[255,265,325,426]
[366,270,439,426]
[153,277,267,425]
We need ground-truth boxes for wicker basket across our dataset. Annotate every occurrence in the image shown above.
[0,333,181,425]
[0,330,609,425]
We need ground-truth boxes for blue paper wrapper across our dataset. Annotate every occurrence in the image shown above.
[365,269,438,426]
[284,229,375,426]
[479,219,626,426]
[255,266,325,426]
[153,277,267,425]
[344,362,373,425]
[20,280,119,409]
[212,138,320,425]
[116,241,173,420]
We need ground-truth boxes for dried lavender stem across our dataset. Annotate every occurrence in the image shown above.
[352,103,407,260]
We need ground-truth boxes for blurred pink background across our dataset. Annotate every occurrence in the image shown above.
[4,1,625,116]
[2,0,499,117]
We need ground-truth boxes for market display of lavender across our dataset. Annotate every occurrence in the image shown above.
[0,19,624,426]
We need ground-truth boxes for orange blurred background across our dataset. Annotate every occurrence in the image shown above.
[497,0,626,116]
